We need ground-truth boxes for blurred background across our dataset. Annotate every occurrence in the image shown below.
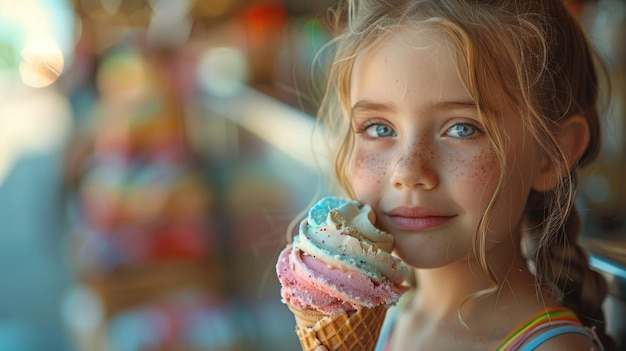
[0,0,624,350]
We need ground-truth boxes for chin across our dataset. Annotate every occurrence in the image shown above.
[393,235,470,269]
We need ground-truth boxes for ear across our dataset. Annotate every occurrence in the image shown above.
[531,114,590,192]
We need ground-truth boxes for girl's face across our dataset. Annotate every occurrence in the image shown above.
[348,28,542,269]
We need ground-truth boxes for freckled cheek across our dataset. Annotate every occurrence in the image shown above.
[448,151,500,208]
[349,150,391,195]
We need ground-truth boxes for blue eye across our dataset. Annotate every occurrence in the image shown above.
[446,123,477,138]
[365,124,396,138]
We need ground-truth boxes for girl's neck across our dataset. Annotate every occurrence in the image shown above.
[413,260,495,317]
[411,249,550,321]
[401,252,558,349]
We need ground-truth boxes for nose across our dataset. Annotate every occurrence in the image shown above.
[390,143,439,190]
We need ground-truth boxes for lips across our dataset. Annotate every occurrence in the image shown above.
[386,206,455,231]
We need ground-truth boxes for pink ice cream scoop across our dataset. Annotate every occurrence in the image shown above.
[276,196,410,315]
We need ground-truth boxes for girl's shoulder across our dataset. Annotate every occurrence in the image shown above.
[495,305,605,351]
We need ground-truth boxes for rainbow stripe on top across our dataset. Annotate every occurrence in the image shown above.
[495,306,582,351]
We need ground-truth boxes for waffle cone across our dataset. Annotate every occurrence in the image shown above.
[287,303,387,351]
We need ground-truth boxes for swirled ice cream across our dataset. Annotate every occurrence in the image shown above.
[276,196,410,315]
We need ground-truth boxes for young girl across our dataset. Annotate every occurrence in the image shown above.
[309,0,616,350]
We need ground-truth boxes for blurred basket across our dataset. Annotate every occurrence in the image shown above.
[77,259,223,319]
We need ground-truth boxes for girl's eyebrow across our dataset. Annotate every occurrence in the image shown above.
[350,100,396,116]
[351,100,477,116]
[432,100,477,111]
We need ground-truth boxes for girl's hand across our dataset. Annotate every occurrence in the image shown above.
[313,347,328,351]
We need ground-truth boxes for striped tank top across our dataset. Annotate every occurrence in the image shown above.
[495,306,605,351]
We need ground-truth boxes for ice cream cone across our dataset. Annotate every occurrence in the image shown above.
[288,303,387,351]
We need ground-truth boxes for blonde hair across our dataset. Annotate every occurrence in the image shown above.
[314,0,614,348]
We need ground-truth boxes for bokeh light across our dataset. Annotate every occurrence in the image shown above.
[19,35,64,88]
